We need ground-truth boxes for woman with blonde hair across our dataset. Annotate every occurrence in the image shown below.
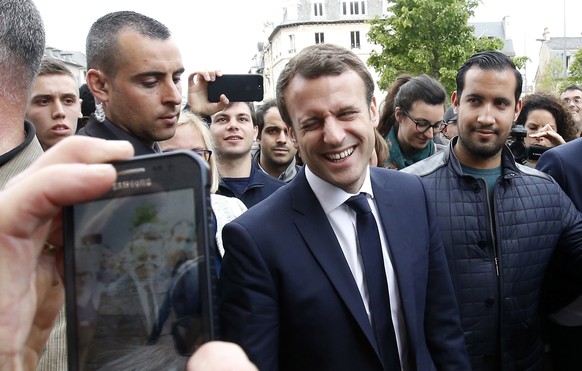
[160,110,247,257]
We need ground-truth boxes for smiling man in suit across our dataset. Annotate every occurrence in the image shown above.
[219,44,469,371]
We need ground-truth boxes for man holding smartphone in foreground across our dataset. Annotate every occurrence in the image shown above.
[0,136,257,371]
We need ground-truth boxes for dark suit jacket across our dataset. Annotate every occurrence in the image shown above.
[537,138,582,310]
[220,167,469,371]
[77,116,158,156]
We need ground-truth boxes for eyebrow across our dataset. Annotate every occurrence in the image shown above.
[134,67,186,79]
[31,93,78,100]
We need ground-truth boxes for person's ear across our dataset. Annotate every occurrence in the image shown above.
[370,97,379,128]
[86,69,110,104]
[451,91,459,111]
[394,106,404,123]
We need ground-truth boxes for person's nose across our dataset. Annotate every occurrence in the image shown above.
[322,118,345,145]
[52,100,66,119]
[163,80,183,106]
[477,104,495,125]
[277,130,288,143]
[424,126,435,139]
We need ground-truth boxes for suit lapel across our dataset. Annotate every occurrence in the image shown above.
[371,169,419,345]
[289,172,380,356]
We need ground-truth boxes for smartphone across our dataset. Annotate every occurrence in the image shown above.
[64,151,217,371]
[207,74,264,102]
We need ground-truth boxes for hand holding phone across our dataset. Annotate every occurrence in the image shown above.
[64,151,217,370]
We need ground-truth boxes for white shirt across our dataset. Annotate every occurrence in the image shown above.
[305,166,408,368]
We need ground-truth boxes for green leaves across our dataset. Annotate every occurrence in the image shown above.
[367,0,504,95]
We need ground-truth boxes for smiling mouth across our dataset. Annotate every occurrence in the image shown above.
[225,136,243,141]
[325,147,354,162]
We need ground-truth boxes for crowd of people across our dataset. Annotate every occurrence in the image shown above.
[2,0,582,370]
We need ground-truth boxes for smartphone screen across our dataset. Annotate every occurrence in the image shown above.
[64,152,216,371]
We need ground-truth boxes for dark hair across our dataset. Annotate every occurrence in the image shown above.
[377,74,447,137]
[255,99,278,139]
[79,83,96,118]
[86,11,171,76]
[561,84,582,95]
[456,50,522,104]
[276,43,374,126]
[515,93,577,142]
[210,102,256,126]
[0,0,45,102]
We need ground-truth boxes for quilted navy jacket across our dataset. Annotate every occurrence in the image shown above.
[404,139,582,371]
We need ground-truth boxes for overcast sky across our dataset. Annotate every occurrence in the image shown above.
[35,0,582,84]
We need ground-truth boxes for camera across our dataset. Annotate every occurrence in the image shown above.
[508,124,549,164]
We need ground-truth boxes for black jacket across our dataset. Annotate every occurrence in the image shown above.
[404,138,582,370]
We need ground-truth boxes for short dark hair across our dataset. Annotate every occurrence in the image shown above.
[377,74,446,137]
[276,43,374,126]
[255,99,278,139]
[456,50,522,105]
[210,102,256,126]
[86,11,171,76]
[0,0,45,102]
[561,84,582,95]
[515,93,577,142]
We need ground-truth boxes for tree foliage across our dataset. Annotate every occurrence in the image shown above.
[536,56,567,94]
[566,47,582,87]
[367,0,504,94]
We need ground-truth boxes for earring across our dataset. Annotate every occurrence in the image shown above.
[94,103,105,122]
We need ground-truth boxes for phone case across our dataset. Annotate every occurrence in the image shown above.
[207,74,264,102]
[63,151,217,371]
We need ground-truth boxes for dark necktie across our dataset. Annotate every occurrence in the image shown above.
[345,193,401,370]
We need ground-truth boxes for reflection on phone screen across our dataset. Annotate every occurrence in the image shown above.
[71,189,204,370]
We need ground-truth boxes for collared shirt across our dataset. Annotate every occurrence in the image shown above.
[253,149,299,183]
[0,121,44,189]
[305,165,408,368]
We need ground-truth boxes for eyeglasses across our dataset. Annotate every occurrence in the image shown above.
[562,97,582,105]
[402,110,445,134]
[192,149,212,161]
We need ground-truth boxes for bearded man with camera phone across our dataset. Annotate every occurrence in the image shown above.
[404,50,582,370]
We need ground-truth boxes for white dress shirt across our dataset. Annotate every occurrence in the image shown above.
[305,165,408,369]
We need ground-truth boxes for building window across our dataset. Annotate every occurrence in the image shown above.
[289,34,296,53]
[350,31,360,49]
[313,2,324,16]
[342,1,367,15]
[315,32,325,44]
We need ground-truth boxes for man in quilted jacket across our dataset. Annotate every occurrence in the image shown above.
[404,50,582,370]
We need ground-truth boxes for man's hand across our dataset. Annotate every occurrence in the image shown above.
[187,71,229,117]
[0,136,133,370]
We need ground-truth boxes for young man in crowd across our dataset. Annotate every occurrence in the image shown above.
[254,99,300,182]
[210,102,285,208]
[26,58,81,151]
[404,50,582,370]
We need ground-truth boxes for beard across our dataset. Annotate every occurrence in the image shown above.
[457,127,507,160]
